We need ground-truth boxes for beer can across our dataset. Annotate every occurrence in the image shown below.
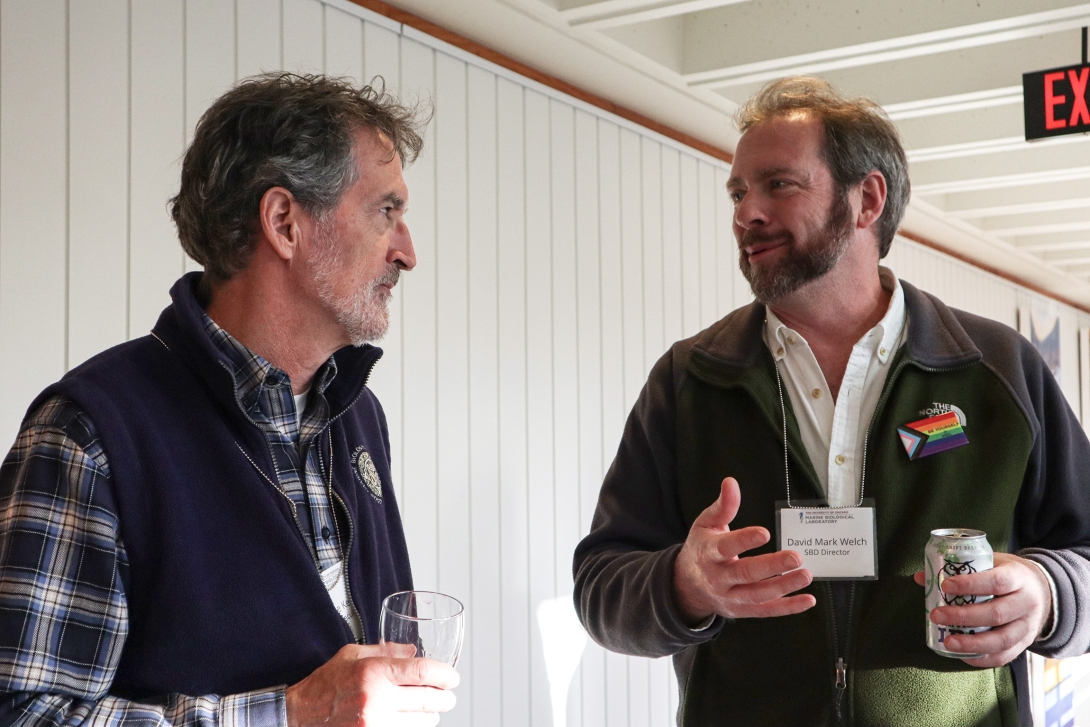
[925,528,993,658]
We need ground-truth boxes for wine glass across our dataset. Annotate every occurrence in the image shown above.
[379,590,465,667]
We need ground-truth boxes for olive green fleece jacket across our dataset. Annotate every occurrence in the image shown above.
[573,281,1090,727]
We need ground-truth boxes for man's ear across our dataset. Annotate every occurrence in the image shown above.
[856,170,888,231]
[259,186,302,262]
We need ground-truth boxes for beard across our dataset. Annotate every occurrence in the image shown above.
[308,228,399,347]
[738,191,854,304]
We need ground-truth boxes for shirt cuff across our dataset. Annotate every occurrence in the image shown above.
[218,686,287,727]
[689,614,717,632]
[1028,559,1059,642]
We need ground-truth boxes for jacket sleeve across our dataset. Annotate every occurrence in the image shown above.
[572,350,723,658]
[997,342,1090,659]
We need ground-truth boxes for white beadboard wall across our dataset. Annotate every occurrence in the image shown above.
[1,2,1088,726]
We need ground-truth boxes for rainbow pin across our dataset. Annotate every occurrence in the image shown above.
[897,410,969,460]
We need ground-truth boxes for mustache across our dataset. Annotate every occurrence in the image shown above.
[739,229,790,248]
[373,265,401,288]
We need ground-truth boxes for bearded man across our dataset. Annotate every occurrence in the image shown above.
[0,74,457,727]
[574,76,1090,726]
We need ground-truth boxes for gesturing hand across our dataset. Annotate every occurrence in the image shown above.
[286,643,460,727]
[673,476,816,625]
[913,553,1053,668]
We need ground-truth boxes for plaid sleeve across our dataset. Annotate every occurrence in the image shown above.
[0,397,286,727]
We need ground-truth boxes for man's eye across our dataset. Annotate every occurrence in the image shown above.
[729,191,744,203]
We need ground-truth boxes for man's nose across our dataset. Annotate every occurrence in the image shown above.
[733,192,768,231]
[389,220,416,271]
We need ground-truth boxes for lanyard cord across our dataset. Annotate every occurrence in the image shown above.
[772,358,866,509]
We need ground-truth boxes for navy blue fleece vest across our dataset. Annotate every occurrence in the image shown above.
[27,273,413,699]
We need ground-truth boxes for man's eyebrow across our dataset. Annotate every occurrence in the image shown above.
[379,192,406,209]
[727,166,804,190]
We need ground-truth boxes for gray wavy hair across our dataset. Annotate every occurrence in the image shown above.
[170,72,428,283]
[735,77,910,257]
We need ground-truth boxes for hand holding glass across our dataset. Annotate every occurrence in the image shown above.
[379,590,464,667]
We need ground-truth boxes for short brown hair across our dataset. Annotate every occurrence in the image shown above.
[735,76,909,257]
[170,72,428,283]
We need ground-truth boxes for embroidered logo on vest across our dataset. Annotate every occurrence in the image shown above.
[351,446,383,503]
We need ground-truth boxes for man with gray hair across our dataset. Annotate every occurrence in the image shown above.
[0,74,456,727]
[574,76,1090,725]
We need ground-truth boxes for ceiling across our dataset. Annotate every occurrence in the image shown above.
[378,0,1090,305]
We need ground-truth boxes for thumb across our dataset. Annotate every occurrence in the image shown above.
[693,477,741,532]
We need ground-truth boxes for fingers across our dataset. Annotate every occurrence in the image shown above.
[912,571,925,587]
[388,685,458,714]
[941,566,1020,598]
[942,621,1031,668]
[692,477,742,531]
[718,549,801,586]
[730,593,817,619]
[382,658,461,690]
[708,526,772,563]
[376,642,418,659]
[931,592,1030,630]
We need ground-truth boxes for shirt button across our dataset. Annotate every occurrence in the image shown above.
[880,347,887,356]
[321,526,331,540]
[776,347,785,356]
[812,388,821,399]
[788,335,797,345]
[835,454,845,465]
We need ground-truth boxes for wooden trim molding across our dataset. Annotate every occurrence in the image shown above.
[347,0,734,164]
[897,230,1090,315]
[350,0,1090,315]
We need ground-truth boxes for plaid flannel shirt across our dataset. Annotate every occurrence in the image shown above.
[0,316,354,727]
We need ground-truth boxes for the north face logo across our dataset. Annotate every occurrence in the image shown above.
[351,446,383,503]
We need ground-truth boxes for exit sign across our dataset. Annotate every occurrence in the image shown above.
[1024,62,1090,140]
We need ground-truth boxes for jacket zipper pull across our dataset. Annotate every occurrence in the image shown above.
[836,657,848,690]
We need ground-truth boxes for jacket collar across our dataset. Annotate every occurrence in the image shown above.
[152,272,382,422]
[688,277,982,373]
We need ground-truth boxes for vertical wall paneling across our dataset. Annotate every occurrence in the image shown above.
[466,64,501,727]
[0,0,67,448]
[697,162,718,330]
[128,0,185,340]
[237,0,282,78]
[714,168,734,318]
[678,154,701,338]
[524,87,555,727]
[619,130,644,412]
[323,4,363,82]
[641,138,664,371]
[549,97,583,727]
[574,107,606,727]
[660,149,683,345]
[12,1,1090,723]
[434,51,472,727]
[397,36,438,591]
[595,120,630,727]
[362,19,399,85]
[183,0,235,275]
[184,0,235,141]
[68,0,129,370]
[496,75,531,727]
[281,0,323,73]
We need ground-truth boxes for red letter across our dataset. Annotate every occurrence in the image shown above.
[1069,68,1090,126]
[1045,71,1067,130]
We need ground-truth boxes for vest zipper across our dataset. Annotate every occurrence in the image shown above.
[320,430,366,644]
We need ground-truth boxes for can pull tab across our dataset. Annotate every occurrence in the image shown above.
[835,658,847,690]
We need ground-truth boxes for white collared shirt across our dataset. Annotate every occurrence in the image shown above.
[763,267,906,507]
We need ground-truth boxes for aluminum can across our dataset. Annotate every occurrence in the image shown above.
[925,528,993,658]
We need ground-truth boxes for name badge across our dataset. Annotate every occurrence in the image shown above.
[775,499,878,580]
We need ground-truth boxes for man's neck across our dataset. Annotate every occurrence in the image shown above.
[205,268,342,395]
[768,263,891,398]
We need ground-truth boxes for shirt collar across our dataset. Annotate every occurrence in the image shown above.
[764,266,906,365]
[201,313,338,414]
